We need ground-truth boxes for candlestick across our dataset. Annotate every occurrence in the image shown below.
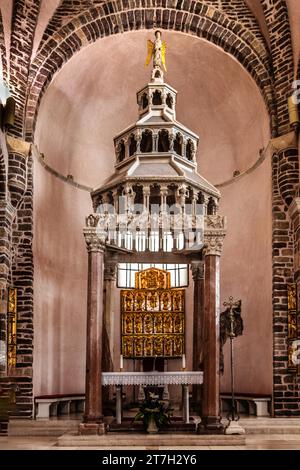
[182,353,186,370]
[120,354,123,371]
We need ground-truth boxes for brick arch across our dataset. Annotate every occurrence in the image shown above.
[0,8,7,84]
[0,151,6,200]
[25,3,275,140]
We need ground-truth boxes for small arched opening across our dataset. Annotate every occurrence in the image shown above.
[140,130,153,153]
[158,130,170,152]
[174,133,182,156]
[152,90,162,105]
[129,134,137,156]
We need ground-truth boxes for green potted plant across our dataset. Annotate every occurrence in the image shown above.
[134,392,173,434]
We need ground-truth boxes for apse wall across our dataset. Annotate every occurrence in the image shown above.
[219,157,272,394]
[33,163,91,395]
[33,30,272,397]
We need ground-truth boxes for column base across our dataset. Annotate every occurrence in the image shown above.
[79,422,106,435]
[198,416,224,434]
[224,420,245,435]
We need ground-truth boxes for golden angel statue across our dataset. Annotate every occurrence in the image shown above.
[145,30,166,80]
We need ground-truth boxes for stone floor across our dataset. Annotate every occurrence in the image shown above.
[2,434,300,450]
[2,416,300,450]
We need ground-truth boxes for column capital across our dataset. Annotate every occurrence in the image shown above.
[7,135,31,157]
[191,261,204,280]
[270,130,298,154]
[203,215,226,257]
[104,261,117,281]
[83,226,106,253]
[142,184,151,196]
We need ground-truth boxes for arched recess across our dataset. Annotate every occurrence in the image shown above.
[25,2,276,141]
[33,29,272,397]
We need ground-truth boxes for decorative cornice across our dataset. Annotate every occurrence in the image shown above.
[203,215,227,257]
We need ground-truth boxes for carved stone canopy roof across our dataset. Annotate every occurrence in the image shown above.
[92,74,220,201]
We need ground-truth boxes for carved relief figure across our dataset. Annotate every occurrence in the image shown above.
[160,291,170,310]
[144,313,153,334]
[124,314,133,334]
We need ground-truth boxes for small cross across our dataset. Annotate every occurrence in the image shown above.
[223,296,240,311]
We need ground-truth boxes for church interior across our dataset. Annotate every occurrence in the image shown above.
[0,0,300,450]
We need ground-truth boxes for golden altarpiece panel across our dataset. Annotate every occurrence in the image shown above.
[121,268,185,358]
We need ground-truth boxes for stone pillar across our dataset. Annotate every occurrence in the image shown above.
[191,261,204,407]
[143,185,151,212]
[288,198,300,360]
[0,201,15,375]
[271,131,300,415]
[160,186,168,212]
[104,261,117,369]
[153,131,158,152]
[199,215,226,434]
[80,222,106,435]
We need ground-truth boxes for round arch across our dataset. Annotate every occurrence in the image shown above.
[25,3,275,140]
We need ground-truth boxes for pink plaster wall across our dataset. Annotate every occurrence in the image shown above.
[33,161,91,395]
[219,156,272,394]
[33,31,272,397]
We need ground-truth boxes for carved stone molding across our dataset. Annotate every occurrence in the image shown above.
[205,214,226,230]
[203,215,226,256]
[83,227,106,253]
[190,261,204,280]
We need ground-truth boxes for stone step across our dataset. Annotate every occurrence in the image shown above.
[57,432,245,447]
[8,419,80,437]
[239,418,300,434]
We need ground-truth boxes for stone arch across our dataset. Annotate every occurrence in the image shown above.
[152,90,162,106]
[140,129,153,153]
[25,3,275,141]
[173,133,182,156]
[158,129,170,153]
[117,140,125,162]
[0,152,6,200]
[141,92,148,109]
[166,93,174,110]
[0,9,7,84]
[128,134,137,157]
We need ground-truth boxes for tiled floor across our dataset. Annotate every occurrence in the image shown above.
[1,434,300,450]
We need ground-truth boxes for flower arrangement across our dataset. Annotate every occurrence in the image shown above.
[134,392,173,433]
